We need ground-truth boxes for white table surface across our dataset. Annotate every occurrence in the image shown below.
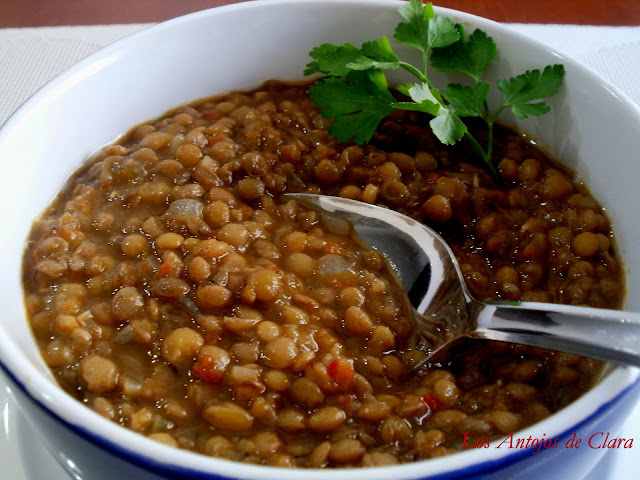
[1,21,639,480]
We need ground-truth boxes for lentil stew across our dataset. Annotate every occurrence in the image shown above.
[22,80,622,468]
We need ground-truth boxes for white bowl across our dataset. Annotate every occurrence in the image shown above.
[1,1,639,479]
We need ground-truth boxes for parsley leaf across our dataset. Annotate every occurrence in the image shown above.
[431,26,497,82]
[430,110,468,145]
[309,70,396,144]
[305,43,362,76]
[305,0,564,181]
[445,82,491,117]
[394,0,435,52]
[403,83,442,114]
[497,65,565,119]
[347,38,401,71]
[395,1,459,53]
[426,16,461,50]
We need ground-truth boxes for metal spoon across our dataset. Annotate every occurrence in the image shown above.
[285,193,640,367]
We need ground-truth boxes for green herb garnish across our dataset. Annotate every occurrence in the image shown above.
[305,0,565,181]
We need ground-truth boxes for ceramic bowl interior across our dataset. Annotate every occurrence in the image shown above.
[1,1,639,479]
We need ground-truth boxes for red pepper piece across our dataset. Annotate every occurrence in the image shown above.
[328,358,355,390]
[421,393,439,412]
[192,356,224,385]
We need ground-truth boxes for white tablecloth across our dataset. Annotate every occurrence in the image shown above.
[0,20,639,480]
[1,23,640,126]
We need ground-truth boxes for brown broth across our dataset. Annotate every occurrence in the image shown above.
[22,80,620,467]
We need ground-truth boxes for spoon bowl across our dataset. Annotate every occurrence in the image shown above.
[286,193,640,367]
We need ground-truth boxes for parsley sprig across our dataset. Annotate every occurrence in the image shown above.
[305,0,565,181]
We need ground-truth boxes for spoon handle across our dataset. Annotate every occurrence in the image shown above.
[471,301,640,366]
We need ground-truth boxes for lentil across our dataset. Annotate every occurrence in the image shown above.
[23,80,622,468]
